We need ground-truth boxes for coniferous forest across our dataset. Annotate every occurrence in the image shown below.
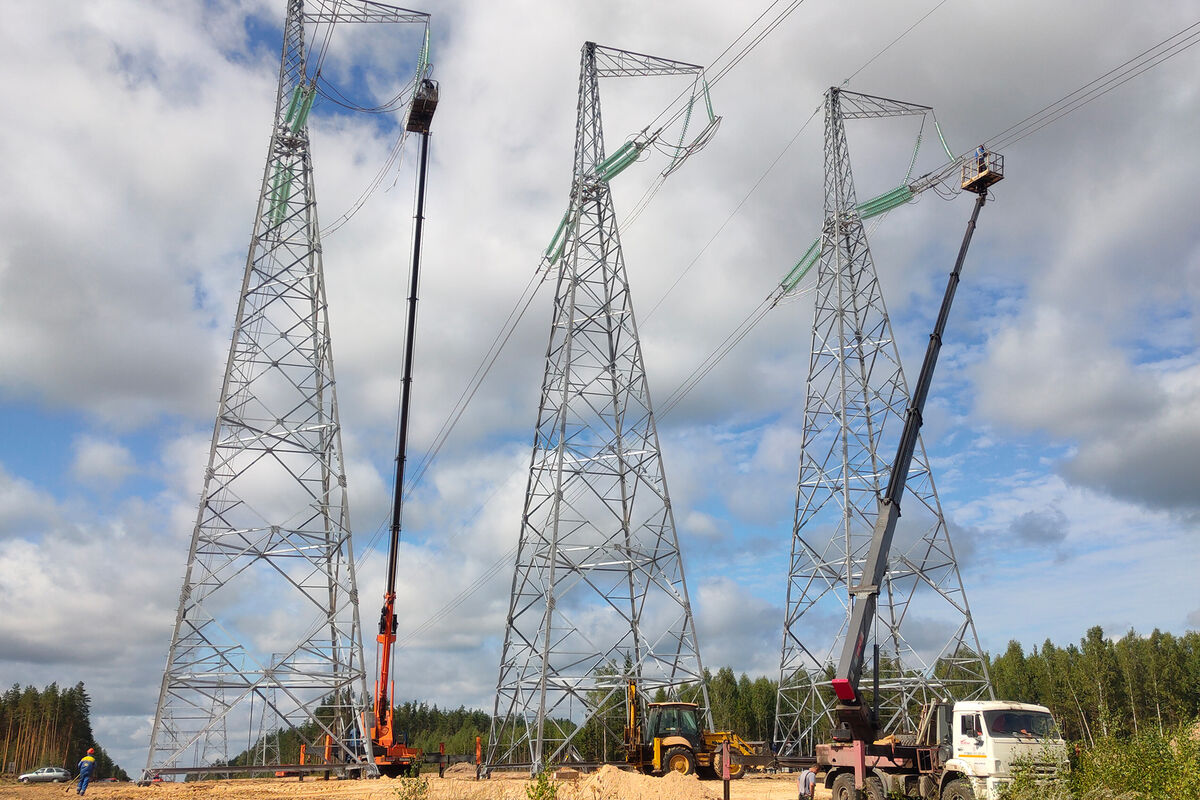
[988,626,1200,743]
[0,682,127,780]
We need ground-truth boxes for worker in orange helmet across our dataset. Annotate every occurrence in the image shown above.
[77,748,96,795]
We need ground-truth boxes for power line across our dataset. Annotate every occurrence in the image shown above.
[351,0,945,606]
[640,102,822,322]
[361,12,1200,651]
[321,125,413,237]
[352,1,826,635]
[641,0,812,139]
[407,268,549,492]
[842,0,951,87]
[397,1,820,509]
[640,0,952,321]
[987,19,1200,150]
[653,16,1200,420]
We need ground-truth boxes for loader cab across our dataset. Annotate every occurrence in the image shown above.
[644,702,703,749]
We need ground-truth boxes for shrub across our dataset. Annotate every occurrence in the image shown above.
[393,764,429,800]
[526,768,558,800]
[1072,723,1200,800]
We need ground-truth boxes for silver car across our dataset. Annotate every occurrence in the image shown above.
[18,766,71,783]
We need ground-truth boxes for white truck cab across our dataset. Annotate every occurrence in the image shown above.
[945,701,1066,799]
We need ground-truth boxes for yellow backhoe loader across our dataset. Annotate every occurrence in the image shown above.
[622,680,760,779]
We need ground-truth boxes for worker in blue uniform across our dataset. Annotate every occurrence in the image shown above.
[77,748,96,795]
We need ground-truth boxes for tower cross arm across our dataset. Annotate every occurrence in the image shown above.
[591,42,703,78]
[835,88,931,119]
[303,0,428,24]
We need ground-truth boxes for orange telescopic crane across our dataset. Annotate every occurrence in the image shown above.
[371,77,438,777]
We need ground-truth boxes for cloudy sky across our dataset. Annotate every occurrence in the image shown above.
[1,0,1198,774]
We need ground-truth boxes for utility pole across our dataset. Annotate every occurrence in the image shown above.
[489,42,712,773]
[146,0,429,780]
[774,88,993,758]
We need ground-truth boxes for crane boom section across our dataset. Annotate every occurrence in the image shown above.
[832,185,992,739]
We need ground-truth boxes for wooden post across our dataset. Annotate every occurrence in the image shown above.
[721,741,730,800]
[299,743,306,782]
[475,736,482,780]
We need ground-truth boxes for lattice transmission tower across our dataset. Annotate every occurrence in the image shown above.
[147,0,429,779]
[774,88,992,757]
[489,42,713,772]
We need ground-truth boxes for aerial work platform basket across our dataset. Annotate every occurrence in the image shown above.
[406,79,439,134]
[962,148,1004,193]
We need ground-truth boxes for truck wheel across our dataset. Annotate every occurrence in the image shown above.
[663,746,696,776]
[943,778,976,800]
[727,761,745,780]
[862,776,885,799]
[831,773,857,800]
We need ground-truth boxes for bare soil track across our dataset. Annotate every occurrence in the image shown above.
[1,768,832,800]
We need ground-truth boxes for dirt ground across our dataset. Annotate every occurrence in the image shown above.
[0,768,832,800]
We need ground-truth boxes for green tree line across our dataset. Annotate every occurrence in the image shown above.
[389,702,490,754]
[0,682,127,780]
[989,625,1200,744]
[379,624,1200,758]
[228,698,492,769]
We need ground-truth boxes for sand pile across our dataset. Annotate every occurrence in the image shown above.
[444,761,479,777]
[560,765,720,800]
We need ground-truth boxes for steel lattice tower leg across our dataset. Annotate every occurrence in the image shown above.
[146,0,382,778]
[489,42,711,772]
[774,88,992,758]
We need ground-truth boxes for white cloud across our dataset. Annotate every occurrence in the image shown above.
[975,308,1200,512]
[694,577,782,679]
[975,305,1164,438]
[1061,361,1200,510]
[70,436,138,491]
[0,465,60,539]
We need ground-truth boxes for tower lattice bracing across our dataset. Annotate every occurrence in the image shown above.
[489,43,711,772]
[774,88,992,757]
[147,0,428,778]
